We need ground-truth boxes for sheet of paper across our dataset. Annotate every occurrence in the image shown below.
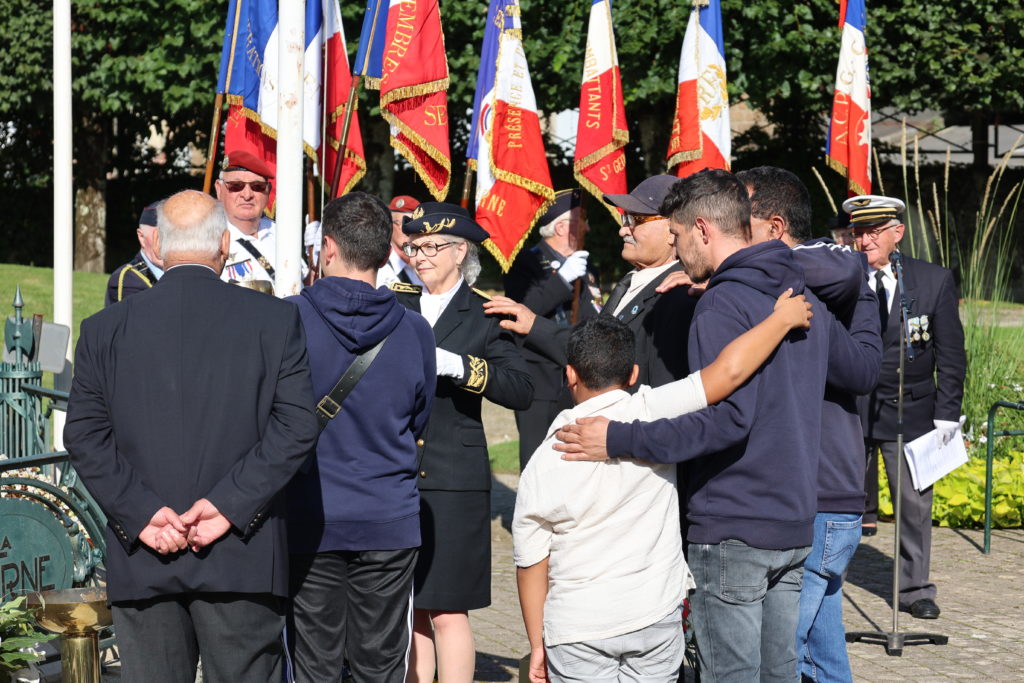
[903,416,968,492]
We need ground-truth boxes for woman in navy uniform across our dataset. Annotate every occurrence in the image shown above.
[393,203,533,683]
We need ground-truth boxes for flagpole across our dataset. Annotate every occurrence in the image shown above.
[570,191,588,324]
[208,0,244,194]
[276,0,306,297]
[459,164,475,209]
[52,0,73,449]
[330,76,362,199]
[202,93,225,194]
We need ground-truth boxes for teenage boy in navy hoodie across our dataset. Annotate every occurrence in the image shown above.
[285,192,437,683]
[739,166,882,683]
[555,169,878,682]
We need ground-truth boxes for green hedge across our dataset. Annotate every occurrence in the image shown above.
[878,450,1024,528]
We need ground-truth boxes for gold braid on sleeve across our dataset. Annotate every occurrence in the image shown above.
[462,355,489,394]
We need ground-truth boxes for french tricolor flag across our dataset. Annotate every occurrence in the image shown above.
[666,0,730,178]
[573,0,628,219]
[217,0,366,206]
[468,0,554,272]
[826,0,871,195]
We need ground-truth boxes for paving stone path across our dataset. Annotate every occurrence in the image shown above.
[473,473,1024,682]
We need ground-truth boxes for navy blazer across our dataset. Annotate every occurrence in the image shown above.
[65,265,318,601]
[858,255,966,441]
[396,282,533,491]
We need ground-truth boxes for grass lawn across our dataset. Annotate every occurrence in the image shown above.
[0,263,108,352]
[488,440,520,475]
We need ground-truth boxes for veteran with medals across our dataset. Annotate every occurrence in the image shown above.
[391,203,533,683]
[850,194,966,621]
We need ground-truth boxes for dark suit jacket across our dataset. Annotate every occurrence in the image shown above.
[858,255,966,441]
[65,265,318,602]
[395,282,533,491]
[524,262,695,388]
[503,241,600,400]
[105,252,155,307]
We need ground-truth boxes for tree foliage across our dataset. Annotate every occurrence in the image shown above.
[1,0,1021,270]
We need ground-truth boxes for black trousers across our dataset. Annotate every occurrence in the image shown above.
[112,592,285,683]
[864,439,937,606]
[287,547,417,683]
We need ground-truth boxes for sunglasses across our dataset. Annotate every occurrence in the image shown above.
[222,180,271,193]
[624,214,664,228]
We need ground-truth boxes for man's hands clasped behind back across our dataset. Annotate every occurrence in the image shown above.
[138,498,232,555]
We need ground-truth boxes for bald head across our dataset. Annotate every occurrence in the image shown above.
[157,190,229,270]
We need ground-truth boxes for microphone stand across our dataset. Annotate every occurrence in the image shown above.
[847,250,947,656]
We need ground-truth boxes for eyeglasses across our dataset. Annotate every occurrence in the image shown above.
[853,224,897,241]
[624,214,664,228]
[402,241,457,257]
[221,180,271,193]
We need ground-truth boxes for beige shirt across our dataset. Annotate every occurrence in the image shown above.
[513,375,706,645]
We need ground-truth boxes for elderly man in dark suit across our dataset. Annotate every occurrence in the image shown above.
[64,189,319,682]
[502,189,601,468]
[849,194,967,620]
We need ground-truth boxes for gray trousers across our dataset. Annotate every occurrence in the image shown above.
[868,440,937,607]
[112,592,285,683]
[545,610,684,683]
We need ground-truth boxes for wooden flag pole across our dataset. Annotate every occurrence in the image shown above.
[570,191,588,324]
[203,95,225,194]
[460,164,475,209]
[330,75,362,199]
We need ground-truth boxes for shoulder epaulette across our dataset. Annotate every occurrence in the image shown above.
[389,282,422,294]
[470,287,493,301]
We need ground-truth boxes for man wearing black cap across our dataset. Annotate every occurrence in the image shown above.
[847,194,966,621]
[503,189,602,468]
[105,203,164,307]
[487,175,695,393]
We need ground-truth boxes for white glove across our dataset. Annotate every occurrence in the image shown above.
[436,348,464,379]
[557,250,589,284]
[933,419,961,446]
[303,221,322,247]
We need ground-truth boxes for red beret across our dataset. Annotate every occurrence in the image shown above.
[222,150,275,179]
[388,195,420,212]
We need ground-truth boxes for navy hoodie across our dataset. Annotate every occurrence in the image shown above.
[286,277,436,554]
[794,238,882,514]
[606,240,876,549]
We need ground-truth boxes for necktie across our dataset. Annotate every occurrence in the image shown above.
[875,270,889,330]
[604,272,634,317]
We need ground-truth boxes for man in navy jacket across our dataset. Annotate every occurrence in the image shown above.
[740,166,882,682]
[555,170,878,682]
[285,193,436,682]
[65,191,319,682]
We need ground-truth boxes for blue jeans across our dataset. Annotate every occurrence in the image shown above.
[795,513,861,683]
[688,540,811,682]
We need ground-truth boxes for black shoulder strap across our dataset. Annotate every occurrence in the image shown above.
[315,335,389,432]
[235,238,276,279]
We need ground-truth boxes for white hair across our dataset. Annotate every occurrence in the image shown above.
[450,236,482,286]
[157,199,227,260]
[537,210,570,238]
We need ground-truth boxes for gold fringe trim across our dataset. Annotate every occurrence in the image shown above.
[380,76,451,108]
[824,156,870,196]
[388,127,451,201]
[482,193,555,273]
[364,76,382,90]
[573,171,624,223]
[573,129,629,171]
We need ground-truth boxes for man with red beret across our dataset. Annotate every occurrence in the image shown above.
[375,195,425,288]
[216,150,300,290]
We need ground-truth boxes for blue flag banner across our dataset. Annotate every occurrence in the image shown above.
[353,0,389,79]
